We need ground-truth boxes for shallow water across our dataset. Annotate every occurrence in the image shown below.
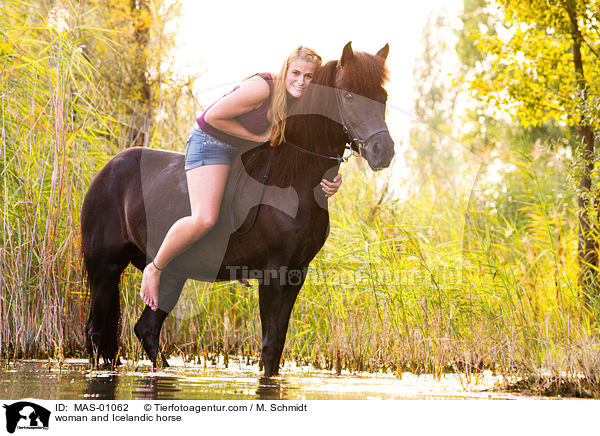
[0,358,531,400]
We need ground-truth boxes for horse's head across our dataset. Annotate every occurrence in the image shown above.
[335,42,395,171]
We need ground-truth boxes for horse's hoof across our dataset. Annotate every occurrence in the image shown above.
[151,352,169,370]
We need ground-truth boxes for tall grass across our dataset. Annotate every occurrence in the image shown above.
[1,0,190,361]
[1,0,114,359]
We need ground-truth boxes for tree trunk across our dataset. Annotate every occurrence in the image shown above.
[565,0,598,299]
[130,0,152,147]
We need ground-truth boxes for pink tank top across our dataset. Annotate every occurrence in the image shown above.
[196,72,273,148]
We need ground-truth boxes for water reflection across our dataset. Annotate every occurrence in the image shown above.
[0,359,528,400]
[256,377,288,400]
[83,372,294,400]
[85,374,117,400]
[133,376,182,400]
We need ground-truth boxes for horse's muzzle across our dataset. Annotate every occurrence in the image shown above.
[363,133,395,171]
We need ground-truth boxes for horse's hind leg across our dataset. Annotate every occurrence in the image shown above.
[134,271,186,368]
[85,258,128,368]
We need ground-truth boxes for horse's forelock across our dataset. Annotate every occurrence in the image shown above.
[338,51,389,99]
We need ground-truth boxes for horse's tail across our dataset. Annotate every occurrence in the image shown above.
[80,147,146,364]
[80,162,105,296]
[80,182,92,298]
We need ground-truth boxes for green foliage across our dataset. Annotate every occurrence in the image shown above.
[458,0,600,303]
[399,0,600,393]
[1,0,114,357]
[454,0,575,154]
[467,0,600,131]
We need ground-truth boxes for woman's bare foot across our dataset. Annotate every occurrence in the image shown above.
[140,262,161,311]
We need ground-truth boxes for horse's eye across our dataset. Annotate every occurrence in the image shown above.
[344,92,353,102]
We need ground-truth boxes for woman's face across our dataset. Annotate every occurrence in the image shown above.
[285,59,317,98]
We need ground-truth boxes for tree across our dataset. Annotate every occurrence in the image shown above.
[79,0,187,148]
[466,0,600,298]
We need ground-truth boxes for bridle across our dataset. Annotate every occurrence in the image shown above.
[334,63,389,158]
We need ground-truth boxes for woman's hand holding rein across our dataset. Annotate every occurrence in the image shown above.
[256,126,272,143]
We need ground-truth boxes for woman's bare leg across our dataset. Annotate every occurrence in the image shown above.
[139,164,230,310]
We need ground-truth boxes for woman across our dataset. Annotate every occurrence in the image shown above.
[140,46,342,311]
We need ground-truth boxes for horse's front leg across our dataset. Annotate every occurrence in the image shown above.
[258,271,305,377]
[134,270,186,368]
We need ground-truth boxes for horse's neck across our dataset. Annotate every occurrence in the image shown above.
[280,86,346,194]
[240,67,347,195]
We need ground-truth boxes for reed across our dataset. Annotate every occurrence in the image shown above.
[1,1,109,360]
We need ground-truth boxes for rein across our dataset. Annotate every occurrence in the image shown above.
[287,141,346,163]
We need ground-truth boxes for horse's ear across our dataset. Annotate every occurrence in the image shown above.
[376,43,389,61]
[340,41,353,66]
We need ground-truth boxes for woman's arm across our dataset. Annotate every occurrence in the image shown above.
[204,76,272,143]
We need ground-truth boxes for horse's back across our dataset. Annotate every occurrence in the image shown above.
[83,147,183,199]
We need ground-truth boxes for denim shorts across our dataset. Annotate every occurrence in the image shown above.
[184,125,237,170]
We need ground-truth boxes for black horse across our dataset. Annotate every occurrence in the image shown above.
[81,42,394,376]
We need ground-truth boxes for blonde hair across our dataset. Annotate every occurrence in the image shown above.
[270,46,322,146]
